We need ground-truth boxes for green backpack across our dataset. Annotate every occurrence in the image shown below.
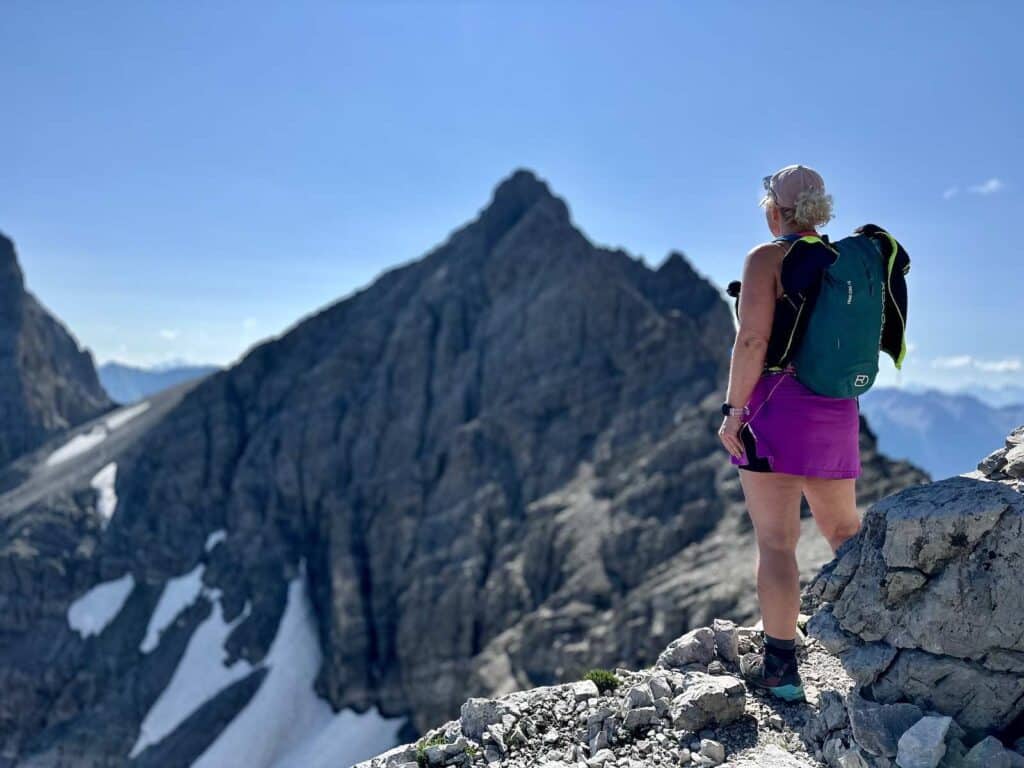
[790,233,890,398]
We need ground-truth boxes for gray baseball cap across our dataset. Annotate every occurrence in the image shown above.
[761,164,826,208]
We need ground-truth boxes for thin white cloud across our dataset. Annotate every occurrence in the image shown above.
[968,178,1004,196]
[243,317,257,330]
[931,355,972,369]
[976,358,1022,373]
[159,329,180,341]
[930,354,1020,372]
[942,186,958,200]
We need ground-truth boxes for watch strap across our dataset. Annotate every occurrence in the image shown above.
[722,401,750,417]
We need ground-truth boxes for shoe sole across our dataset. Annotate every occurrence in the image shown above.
[768,683,805,702]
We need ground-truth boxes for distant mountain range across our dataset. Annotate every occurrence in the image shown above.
[954,383,1024,409]
[98,361,220,404]
[859,386,1024,479]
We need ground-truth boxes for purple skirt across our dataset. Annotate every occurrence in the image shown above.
[729,366,861,478]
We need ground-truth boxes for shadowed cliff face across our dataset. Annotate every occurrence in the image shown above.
[0,233,112,470]
[107,169,741,725]
[0,171,929,764]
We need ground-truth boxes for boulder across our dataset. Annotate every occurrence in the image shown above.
[964,736,1016,768]
[669,672,745,730]
[896,715,951,768]
[711,618,740,664]
[460,698,509,741]
[846,691,924,758]
[807,465,1024,734]
[657,627,716,670]
[699,738,725,765]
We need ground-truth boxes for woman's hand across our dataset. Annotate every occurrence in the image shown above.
[718,414,746,459]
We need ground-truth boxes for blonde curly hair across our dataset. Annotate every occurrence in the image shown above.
[762,187,834,229]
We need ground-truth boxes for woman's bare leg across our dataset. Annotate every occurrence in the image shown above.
[738,468,805,640]
[802,476,861,553]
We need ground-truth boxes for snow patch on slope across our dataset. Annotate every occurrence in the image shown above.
[45,400,152,467]
[140,565,206,654]
[67,573,135,638]
[90,462,118,526]
[105,400,151,430]
[192,572,405,768]
[46,426,107,467]
[131,595,253,757]
[204,530,227,552]
[272,707,408,768]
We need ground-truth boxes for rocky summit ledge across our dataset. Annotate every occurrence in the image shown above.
[962,423,1024,492]
[358,424,1024,768]
[356,617,856,768]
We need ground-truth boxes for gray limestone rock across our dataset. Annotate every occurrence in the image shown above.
[964,736,1014,768]
[807,608,857,655]
[978,448,1008,475]
[648,675,672,700]
[700,738,726,764]
[657,627,716,670]
[621,706,658,731]
[460,698,510,742]
[712,618,740,664]
[669,672,745,730]
[839,642,898,686]
[755,744,813,766]
[623,683,654,709]
[847,692,924,758]
[836,748,870,768]
[571,680,599,702]
[1005,444,1024,478]
[896,716,951,768]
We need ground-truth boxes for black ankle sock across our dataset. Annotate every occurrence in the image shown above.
[764,633,796,651]
[764,634,797,666]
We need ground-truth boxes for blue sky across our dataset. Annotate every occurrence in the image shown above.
[1,2,1021,390]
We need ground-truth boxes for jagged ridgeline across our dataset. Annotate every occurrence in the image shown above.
[0,232,112,470]
[0,171,927,766]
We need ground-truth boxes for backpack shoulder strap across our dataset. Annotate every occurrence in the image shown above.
[779,237,838,298]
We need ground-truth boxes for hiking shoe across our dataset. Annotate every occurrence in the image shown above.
[739,650,805,702]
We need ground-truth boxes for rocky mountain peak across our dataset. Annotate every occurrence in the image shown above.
[0,232,26,311]
[473,168,570,249]
[0,231,111,470]
[658,250,688,272]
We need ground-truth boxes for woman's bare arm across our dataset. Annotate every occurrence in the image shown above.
[725,244,779,409]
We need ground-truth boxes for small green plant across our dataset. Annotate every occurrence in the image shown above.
[583,668,621,693]
[465,743,480,758]
[416,734,446,767]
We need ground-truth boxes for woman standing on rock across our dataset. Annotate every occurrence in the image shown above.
[716,164,908,703]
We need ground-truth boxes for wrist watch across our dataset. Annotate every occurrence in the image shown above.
[721,401,750,417]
